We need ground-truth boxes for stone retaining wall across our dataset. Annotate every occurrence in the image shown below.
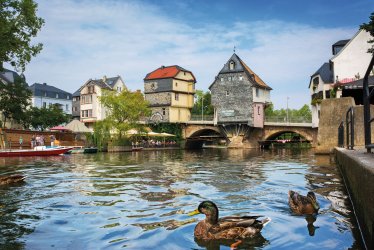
[335,148,374,249]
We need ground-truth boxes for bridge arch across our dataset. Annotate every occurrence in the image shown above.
[184,126,224,149]
[263,125,317,147]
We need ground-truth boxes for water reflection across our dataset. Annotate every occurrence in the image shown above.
[0,149,363,249]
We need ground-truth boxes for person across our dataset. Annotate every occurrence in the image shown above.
[50,134,56,147]
[19,136,23,149]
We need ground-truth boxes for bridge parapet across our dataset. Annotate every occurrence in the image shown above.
[264,122,313,128]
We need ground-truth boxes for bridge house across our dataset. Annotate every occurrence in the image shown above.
[209,53,272,127]
[144,65,196,123]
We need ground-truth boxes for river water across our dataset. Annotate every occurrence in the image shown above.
[0,149,364,249]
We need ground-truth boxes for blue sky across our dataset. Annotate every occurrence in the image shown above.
[10,0,374,109]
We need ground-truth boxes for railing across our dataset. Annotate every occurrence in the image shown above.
[363,55,374,153]
[346,107,354,150]
[265,116,312,124]
[190,115,214,121]
[338,121,344,147]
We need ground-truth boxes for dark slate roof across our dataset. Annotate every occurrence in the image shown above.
[72,89,81,97]
[213,53,272,90]
[106,76,120,88]
[89,79,112,89]
[28,83,72,100]
[333,39,350,47]
[310,62,333,86]
[0,68,28,86]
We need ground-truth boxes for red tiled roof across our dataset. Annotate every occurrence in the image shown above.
[144,66,185,80]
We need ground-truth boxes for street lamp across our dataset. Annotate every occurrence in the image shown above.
[286,97,289,124]
[201,95,204,121]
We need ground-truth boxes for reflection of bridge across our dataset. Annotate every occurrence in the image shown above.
[182,118,317,149]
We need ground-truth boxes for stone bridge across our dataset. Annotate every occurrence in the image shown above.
[181,122,318,148]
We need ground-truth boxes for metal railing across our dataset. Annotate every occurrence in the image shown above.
[190,115,214,121]
[338,121,344,147]
[346,107,354,150]
[363,55,374,153]
[265,116,312,123]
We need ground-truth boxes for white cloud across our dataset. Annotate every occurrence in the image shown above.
[18,0,356,109]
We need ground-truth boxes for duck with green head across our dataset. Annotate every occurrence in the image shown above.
[288,190,320,215]
[188,201,270,241]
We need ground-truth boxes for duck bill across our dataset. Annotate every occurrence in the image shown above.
[188,209,200,216]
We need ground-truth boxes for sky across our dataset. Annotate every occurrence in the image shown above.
[7,0,374,109]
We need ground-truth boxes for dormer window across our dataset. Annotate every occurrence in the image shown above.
[229,61,235,70]
[56,93,59,98]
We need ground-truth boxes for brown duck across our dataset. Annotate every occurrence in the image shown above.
[288,190,320,215]
[188,201,270,242]
[0,175,26,186]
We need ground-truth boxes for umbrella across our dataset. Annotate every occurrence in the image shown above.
[147,131,162,137]
[65,120,91,133]
[159,132,175,137]
[50,125,71,131]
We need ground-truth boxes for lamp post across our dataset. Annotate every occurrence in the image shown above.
[201,95,204,121]
[286,97,289,124]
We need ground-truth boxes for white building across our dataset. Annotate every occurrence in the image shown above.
[28,83,73,114]
[309,29,374,127]
[78,76,126,130]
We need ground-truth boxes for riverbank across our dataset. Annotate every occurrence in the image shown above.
[335,147,374,249]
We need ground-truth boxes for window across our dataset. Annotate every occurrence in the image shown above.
[56,93,59,98]
[88,86,94,94]
[175,82,178,87]
[239,76,243,81]
[88,109,92,117]
[256,88,260,97]
[67,95,70,100]
[43,102,46,108]
[162,108,166,115]
[228,76,232,81]
[66,104,69,111]
[175,93,179,101]
[44,92,47,97]
[226,91,229,96]
[229,61,235,70]
[221,77,224,81]
[258,106,260,115]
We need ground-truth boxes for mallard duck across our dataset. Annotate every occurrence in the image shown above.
[188,201,270,242]
[288,190,320,215]
[0,174,25,186]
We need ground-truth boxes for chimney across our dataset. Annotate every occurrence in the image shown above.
[102,75,107,82]
[43,82,47,85]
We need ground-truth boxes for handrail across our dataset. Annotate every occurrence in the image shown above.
[363,54,374,153]
[346,107,354,150]
[338,121,344,147]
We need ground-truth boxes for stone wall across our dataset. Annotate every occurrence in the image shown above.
[210,72,253,125]
[316,97,355,153]
[335,148,374,249]
[145,92,171,106]
[317,97,374,153]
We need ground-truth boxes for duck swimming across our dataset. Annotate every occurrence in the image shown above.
[288,190,320,215]
[188,201,270,242]
[0,175,25,186]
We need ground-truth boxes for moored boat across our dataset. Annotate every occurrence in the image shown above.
[0,146,73,157]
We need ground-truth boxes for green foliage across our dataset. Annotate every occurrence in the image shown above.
[150,123,182,142]
[90,120,112,151]
[191,90,214,115]
[360,12,374,53]
[99,89,151,143]
[265,103,312,120]
[0,76,31,126]
[310,98,322,106]
[26,105,70,130]
[0,0,44,71]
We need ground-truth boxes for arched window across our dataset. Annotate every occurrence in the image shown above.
[229,61,235,70]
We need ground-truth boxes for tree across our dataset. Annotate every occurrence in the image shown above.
[0,76,31,127]
[26,105,70,130]
[191,90,214,116]
[360,12,374,53]
[99,89,151,140]
[0,0,44,71]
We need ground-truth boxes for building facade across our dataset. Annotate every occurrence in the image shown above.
[78,76,126,130]
[28,83,73,114]
[209,53,272,127]
[309,29,374,127]
[144,65,196,123]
